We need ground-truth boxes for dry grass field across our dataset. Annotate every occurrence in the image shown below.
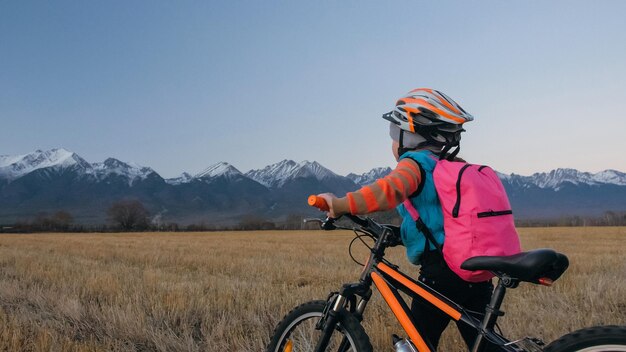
[0,227,624,351]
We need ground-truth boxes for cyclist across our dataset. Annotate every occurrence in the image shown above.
[316,88,497,351]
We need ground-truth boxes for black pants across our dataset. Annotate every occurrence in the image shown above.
[411,251,498,351]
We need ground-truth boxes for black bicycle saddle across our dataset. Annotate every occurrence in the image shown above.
[461,248,569,284]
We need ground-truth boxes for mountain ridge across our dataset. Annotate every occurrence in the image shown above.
[1,148,625,224]
[3,149,625,189]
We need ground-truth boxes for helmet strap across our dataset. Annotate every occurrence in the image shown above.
[439,144,450,160]
[439,144,460,161]
[397,129,410,156]
[399,129,461,159]
[448,145,461,160]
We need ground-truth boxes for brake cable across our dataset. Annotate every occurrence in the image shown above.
[348,228,375,266]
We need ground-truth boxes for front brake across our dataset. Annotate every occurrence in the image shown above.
[316,291,340,330]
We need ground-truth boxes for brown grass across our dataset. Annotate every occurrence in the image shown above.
[0,227,624,351]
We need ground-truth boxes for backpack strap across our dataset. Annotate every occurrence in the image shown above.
[402,199,443,255]
[408,160,427,198]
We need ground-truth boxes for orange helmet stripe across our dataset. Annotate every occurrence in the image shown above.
[431,108,465,124]
[399,97,433,107]
[399,98,466,124]
[409,87,433,94]
[402,106,419,132]
[406,115,416,132]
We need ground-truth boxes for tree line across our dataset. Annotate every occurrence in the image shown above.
[0,200,321,233]
[515,211,626,227]
[1,200,625,233]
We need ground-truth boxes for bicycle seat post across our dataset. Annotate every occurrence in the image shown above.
[471,275,516,352]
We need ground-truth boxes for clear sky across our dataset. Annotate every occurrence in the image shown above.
[2,1,625,178]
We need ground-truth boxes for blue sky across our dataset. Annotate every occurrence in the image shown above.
[1,1,625,178]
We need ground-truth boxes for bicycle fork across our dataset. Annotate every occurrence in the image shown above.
[314,295,347,352]
[315,286,372,352]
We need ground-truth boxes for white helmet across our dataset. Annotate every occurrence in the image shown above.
[383,88,474,157]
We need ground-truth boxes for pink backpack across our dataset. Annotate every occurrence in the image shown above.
[404,159,521,282]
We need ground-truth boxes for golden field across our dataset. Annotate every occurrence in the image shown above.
[0,227,624,351]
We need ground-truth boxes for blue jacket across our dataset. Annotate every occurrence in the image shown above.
[397,150,445,265]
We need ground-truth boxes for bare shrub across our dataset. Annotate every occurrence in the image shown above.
[106,200,149,231]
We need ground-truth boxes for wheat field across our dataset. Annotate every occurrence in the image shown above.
[0,227,624,351]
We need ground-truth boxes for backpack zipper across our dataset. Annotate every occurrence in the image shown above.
[477,210,513,218]
[452,164,472,217]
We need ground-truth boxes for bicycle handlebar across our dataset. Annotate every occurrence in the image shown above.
[308,195,329,212]
[307,194,401,246]
[308,194,371,229]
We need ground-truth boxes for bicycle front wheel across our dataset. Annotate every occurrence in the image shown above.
[266,300,372,352]
[544,325,626,352]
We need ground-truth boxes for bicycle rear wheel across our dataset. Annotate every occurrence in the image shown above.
[544,325,626,352]
[266,300,372,352]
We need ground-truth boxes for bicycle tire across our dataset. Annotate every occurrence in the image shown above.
[544,325,626,352]
[266,300,372,352]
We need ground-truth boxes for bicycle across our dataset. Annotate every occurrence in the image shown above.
[266,195,626,352]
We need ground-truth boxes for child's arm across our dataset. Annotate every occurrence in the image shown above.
[318,158,421,217]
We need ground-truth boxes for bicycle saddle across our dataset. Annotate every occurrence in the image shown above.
[461,249,569,284]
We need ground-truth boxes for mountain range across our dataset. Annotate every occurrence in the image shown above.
[1,148,625,225]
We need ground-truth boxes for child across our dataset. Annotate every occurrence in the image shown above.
[317,88,497,351]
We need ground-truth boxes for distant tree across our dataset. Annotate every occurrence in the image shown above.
[166,222,179,232]
[53,211,73,231]
[32,212,51,231]
[238,215,275,230]
[186,222,213,231]
[25,211,74,232]
[151,213,163,231]
[107,200,149,231]
[186,223,201,231]
[283,214,304,230]
[604,211,618,226]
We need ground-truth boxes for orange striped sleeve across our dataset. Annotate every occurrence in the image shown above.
[360,186,378,212]
[400,158,421,175]
[396,168,418,192]
[337,158,422,215]
[346,193,358,214]
[376,179,396,210]
[382,176,410,207]
[389,172,407,195]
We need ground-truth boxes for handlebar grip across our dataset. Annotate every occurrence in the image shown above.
[308,195,329,212]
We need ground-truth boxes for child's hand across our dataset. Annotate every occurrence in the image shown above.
[316,193,340,218]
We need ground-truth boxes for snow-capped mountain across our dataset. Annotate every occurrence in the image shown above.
[195,162,242,179]
[0,149,157,186]
[245,160,344,188]
[92,158,157,186]
[164,163,243,185]
[594,169,626,185]
[347,167,393,187]
[0,148,91,181]
[165,172,193,185]
[501,168,626,190]
[7,149,622,192]
[1,147,625,224]
[348,167,626,190]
